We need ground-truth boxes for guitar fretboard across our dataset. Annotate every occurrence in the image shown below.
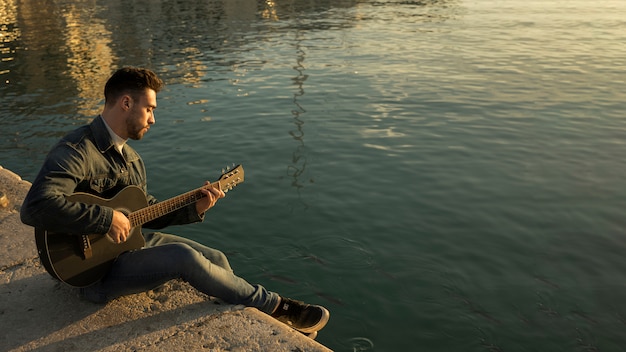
[126,165,242,228]
[128,187,207,227]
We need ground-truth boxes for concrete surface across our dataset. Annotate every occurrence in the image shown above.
[0,165,332,352]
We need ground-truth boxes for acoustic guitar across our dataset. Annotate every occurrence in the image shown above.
[34,165,244,287]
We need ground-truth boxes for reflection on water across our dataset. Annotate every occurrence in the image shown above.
[287,29,310,210]
[61,4,114,117]
[0,0,458,123]
[4,0,428,178]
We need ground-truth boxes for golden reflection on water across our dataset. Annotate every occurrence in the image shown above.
[0,0,19,78]
[1,0,115,118]
[261,0,279,21]
[1,0,285,117]
[61,5,114,117]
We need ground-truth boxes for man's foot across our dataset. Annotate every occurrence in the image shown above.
[271,297,330,333]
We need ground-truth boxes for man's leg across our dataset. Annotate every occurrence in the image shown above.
[82,241,279,313]
[81,233,329,333]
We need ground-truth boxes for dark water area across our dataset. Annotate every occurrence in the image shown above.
[2,0,626,351]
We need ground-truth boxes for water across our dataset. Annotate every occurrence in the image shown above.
[2,0,626,351]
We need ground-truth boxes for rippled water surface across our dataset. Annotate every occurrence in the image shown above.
[2,0,626,351]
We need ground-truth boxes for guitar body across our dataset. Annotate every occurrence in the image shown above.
[35,186,148,287]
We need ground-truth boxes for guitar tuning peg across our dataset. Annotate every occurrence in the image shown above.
[221,168,225,174]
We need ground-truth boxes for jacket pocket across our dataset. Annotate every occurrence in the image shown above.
[88,177,117,195]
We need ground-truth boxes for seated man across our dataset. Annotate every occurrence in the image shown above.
[20,67,329,336]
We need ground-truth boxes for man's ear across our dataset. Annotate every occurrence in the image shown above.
[121,95,132,110]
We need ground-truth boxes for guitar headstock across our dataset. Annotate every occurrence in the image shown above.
[217,164,244,192]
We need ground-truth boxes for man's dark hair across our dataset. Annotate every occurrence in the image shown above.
[104,67,164,105]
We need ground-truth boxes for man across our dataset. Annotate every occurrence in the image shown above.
[20,67,329,336]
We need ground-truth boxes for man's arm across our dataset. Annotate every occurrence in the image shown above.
[20,143,113,235]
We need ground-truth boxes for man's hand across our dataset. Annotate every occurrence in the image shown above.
[196,181,225,215]
[108,210,131,244]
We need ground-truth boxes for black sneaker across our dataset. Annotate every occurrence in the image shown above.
[271,297,330,333]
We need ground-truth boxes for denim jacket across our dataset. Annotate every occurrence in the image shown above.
[21,115,202,235]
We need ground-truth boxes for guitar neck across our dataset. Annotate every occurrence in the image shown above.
[127,183,213,227]
[127,164,244,227]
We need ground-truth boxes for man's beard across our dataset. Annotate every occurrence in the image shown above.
[126,117,149,140]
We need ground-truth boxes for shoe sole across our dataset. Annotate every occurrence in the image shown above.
[294,306,330,334]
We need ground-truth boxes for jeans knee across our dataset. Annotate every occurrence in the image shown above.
[168,243,203,265]
[212,250,231,270]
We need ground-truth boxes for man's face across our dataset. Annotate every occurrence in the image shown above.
[126,89,157,140]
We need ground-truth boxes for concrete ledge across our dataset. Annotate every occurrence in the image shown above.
[0,165,332,352]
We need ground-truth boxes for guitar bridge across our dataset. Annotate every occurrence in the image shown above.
[80,235,93,259]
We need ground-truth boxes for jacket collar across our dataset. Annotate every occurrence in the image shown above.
[90,115,117,154]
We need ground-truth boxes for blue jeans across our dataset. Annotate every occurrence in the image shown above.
[81,232,280,314]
